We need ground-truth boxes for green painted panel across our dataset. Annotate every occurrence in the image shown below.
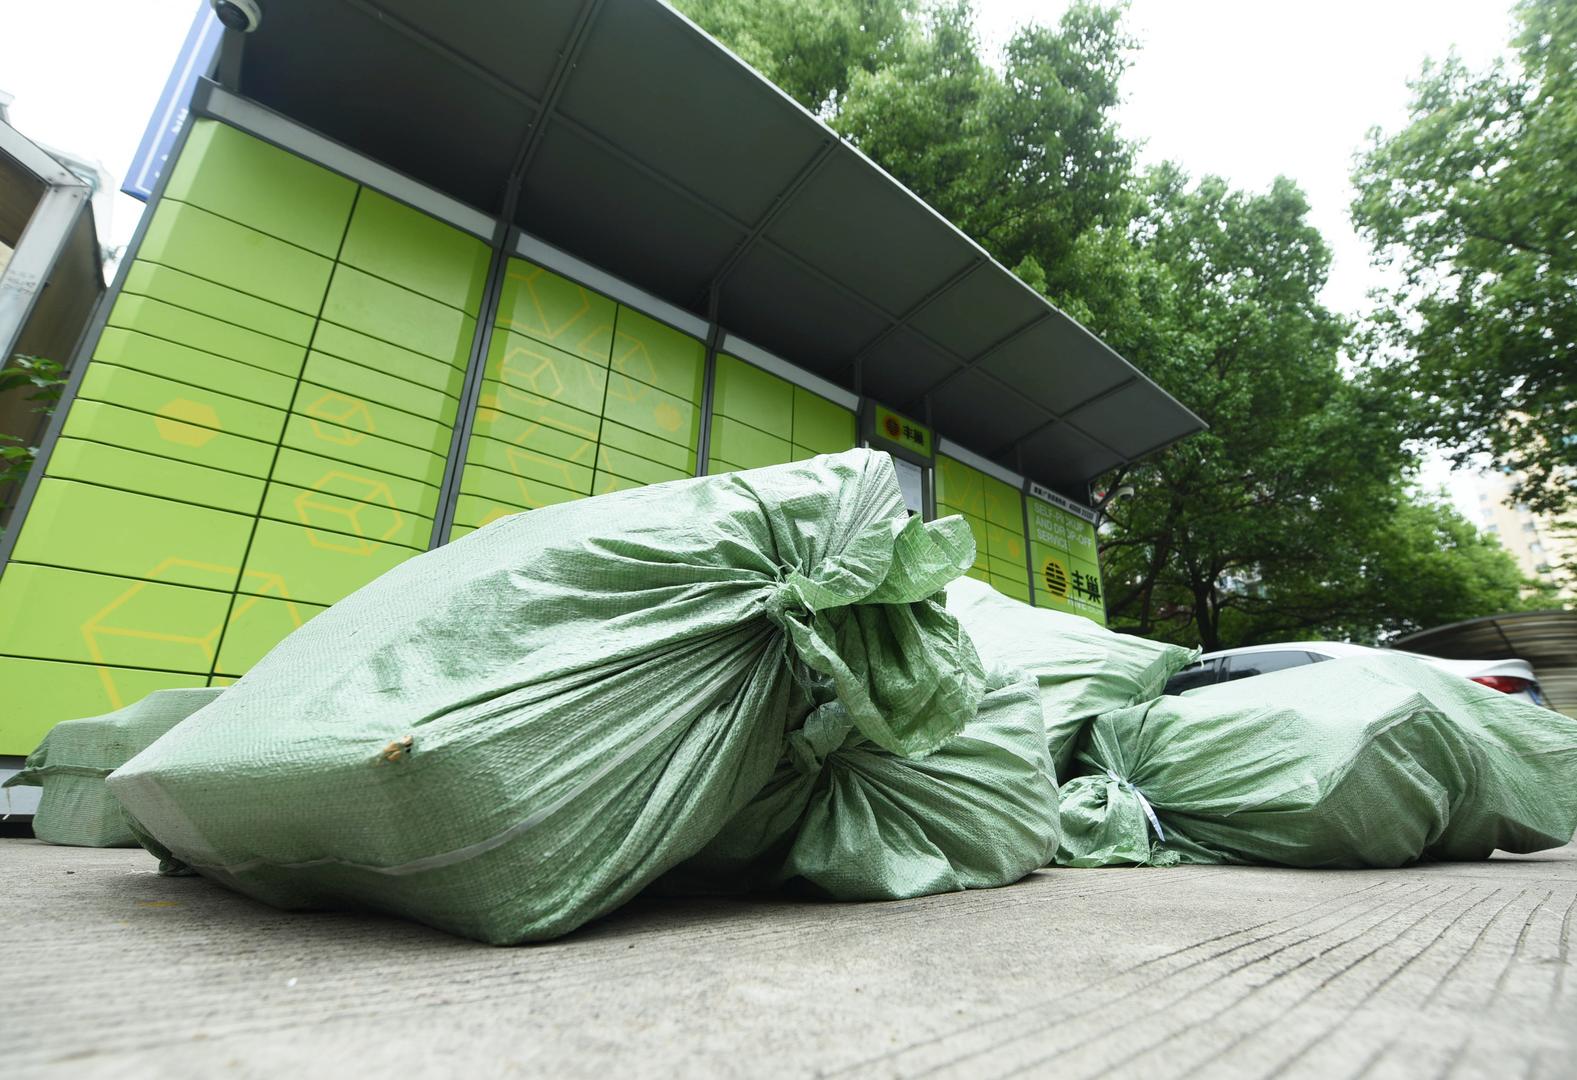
[260,482,433,550]
[44,438,265,515]
[474,380,603,446]
[495,259,616,365]
[294,382,452,456]
[338,188,489,314]
[713,354,791,439]
[705,457,745,476]
[486,329,609,416]
[465,432,594,495]
[163,119,356,256]
[471,407,598,467]
[62,399,276,478]
[140,201,334,314]
[0,657,205,756]
[456,464,584,522]
[710,415,791,469]
[95,327,296,410]
[602,373,700,449]
[982,473,1024,530]
[215,594,328,676]
[108,295,307,378]
[459,460,583,508]
[451,495,524,532]
[271,448,439,518]
[209,675,239,687]
[986,521,1027,563]
[321,264,475,367]
[598,420,696,473]
[987,553,1030,583]
[79,361,288,444]
[448,525,475,542]
[11,480,251,590]
[301,353,457,425]
[792,386,856,455]
[965,568,991,583]
[936,455,987,519]
[281,414,446,487]
[121,261,317,345]
[241,519,418,607]
[594,445,690,487]
[312,322,466,397]
[0,563,229,672]
[610,307,705,402]
[990,573,1032,604]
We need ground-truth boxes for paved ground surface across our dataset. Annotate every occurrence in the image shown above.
[4,838,1574,1079]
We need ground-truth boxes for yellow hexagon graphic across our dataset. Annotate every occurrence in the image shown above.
[293,471,405,556]
[652,401,684,434]
[154,399,220,447]
[305,392,375,446]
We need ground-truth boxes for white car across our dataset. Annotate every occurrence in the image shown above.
[1163,640,1549,707]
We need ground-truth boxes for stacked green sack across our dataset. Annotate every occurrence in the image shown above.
[945,576,1197,779]
[3,688,223,847]
[108,450,986,944]
[1057,653,1577,868]
[663,669,1058,901]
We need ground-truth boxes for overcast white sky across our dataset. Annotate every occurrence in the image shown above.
[0,0,1518,508]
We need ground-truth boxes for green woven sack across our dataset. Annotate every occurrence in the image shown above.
[108,450,985,944]
[945,576,1197,779]
[664,670,1059,900]
[3,688,223,847]
[1057,653,1577,868]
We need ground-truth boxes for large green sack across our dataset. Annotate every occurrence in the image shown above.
[3,688,222,847]
[944,575,1196,779]
[108,450,985,944]
[664,670,1059,900]
[1057,653,1577,868]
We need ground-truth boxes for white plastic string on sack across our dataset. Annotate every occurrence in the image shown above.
[1107,768,1166,843]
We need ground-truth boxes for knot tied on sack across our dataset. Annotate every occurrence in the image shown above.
[754,512,987,760]
[1106,769,1166,843]
[785,702,857,777]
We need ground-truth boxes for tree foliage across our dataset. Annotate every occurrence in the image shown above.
[678,0,1554,647]
[1352,0,1576,516]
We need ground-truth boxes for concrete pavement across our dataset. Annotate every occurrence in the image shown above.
[3,837,1573,1078]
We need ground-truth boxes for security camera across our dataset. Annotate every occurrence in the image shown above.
[210,0,262,32]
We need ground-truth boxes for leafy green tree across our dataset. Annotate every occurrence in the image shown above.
[1352,0,1576,516]
[682,0,1550,645]
[678,0,913,113]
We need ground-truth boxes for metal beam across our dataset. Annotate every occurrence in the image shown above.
[700,138,838,307]
[512,0,606,189]
[841,258,985,376]
[0,119,80,187]
[337,0,544,111]
[0,184,91,372]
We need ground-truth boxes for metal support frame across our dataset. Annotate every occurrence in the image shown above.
[695,287,721,477]
[429,229,513,548]
[427,0,603,543]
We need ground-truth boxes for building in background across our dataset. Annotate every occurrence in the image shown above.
[1473,468,1577,600]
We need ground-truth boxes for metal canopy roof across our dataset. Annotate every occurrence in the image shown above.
[1395,610,1577,719]
[233,0,1204,488]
